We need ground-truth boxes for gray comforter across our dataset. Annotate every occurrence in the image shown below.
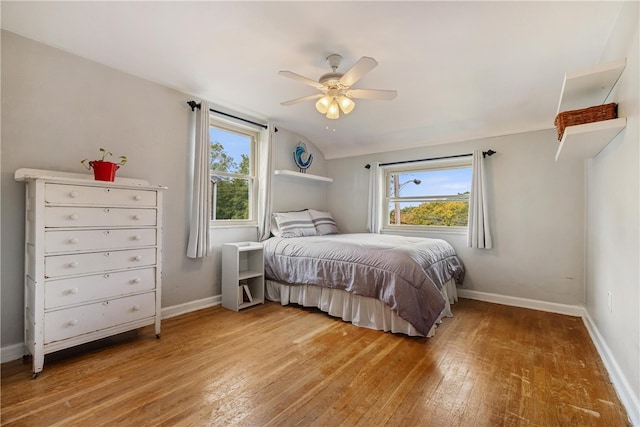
[263,233,465,336]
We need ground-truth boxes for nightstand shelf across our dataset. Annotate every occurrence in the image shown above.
[222,242,264,311]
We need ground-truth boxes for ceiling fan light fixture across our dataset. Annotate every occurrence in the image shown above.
[337,96,355,114]
[315,95,332,114]
[326,99,340,119]
[280,54,395,120]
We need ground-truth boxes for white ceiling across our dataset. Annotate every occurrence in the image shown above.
[1,1,625,159]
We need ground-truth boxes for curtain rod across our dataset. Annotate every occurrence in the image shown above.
[187,101,268,130]
[364,150,495,169]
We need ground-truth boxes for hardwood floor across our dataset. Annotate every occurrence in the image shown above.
[1,298,630,426]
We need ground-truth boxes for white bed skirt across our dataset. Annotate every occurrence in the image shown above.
[265,279,458,337]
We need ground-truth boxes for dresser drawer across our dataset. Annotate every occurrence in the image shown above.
[44,292,156,343]
[45,268,156,309]
[45,184,157,207]
[45,207,157,228]
[46,229,157,254]
[45,248,156,278]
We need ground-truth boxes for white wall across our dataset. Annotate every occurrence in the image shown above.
[327,129,586,306]
[0,31,224,348]
[585,2,639,421]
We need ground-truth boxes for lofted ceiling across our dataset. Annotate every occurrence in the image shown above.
[1,1,625,159]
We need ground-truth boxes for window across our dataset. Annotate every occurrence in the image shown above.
[209,117,258,225]
[383,158,472,231]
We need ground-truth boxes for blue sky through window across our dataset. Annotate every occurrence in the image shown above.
[210,127,251,173]
[394,168,472,198]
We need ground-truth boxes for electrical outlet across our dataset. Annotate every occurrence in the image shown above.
[608,291,613,312]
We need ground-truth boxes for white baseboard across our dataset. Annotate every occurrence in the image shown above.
[0,295,222,364]
[161,295,221,320]
[457,289,584,317]
[1,343,25,364]
[582,311,639,426]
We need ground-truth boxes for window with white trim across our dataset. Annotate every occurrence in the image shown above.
[383,158,472,231]
[209,117,258,225]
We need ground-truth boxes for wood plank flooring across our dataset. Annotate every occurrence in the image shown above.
[1,298,630,426]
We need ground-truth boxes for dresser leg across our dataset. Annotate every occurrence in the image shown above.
[32,372,39,380]
[32,352,44,378]
[156,334,161,339]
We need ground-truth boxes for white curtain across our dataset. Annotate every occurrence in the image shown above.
[367,162,383,233]
[257,124,274,241]
[187,101,212,258]
[467,149,493,249]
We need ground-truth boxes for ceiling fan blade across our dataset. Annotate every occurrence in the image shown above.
[339,57,378,87]
[347,89,398,100]
[278,71,325,90]
[280,93,323,106]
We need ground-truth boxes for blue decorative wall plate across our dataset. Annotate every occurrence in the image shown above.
[293,142,313,173]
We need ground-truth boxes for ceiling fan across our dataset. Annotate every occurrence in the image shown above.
[279,54,397,119]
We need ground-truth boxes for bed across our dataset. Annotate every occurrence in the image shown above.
[263,210,465,337]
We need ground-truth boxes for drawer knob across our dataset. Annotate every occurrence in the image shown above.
[69,238,79,244]
[132,278,141,284]
[132,234,142,241]
[132,255,142,261]
[69,214,79,220]
[132,305,141,311]
[68,261,79,268]
[69,191,79,198]
[68,319,79,326]
[133,214,142,220]
[134,195,142,201]
[68,287,79,295]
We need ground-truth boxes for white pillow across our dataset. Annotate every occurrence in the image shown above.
[273,211,317,238]
[308,209,339,235]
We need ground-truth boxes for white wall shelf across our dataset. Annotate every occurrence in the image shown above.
[556,58,626,113]
[274,169,333,183]
[555,58,627,162]
[555,118,627,161]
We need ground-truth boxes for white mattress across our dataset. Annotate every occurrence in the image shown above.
[265,278,458,337]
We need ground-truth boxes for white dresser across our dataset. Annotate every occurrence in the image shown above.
[15,169,165,378]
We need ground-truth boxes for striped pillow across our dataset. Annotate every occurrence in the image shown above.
[308,209,339,235]
[273,211,317,238]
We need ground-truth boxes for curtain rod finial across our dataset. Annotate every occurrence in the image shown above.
[365,164,371,169]
[483,149,496,158]
[187,100,201,111]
